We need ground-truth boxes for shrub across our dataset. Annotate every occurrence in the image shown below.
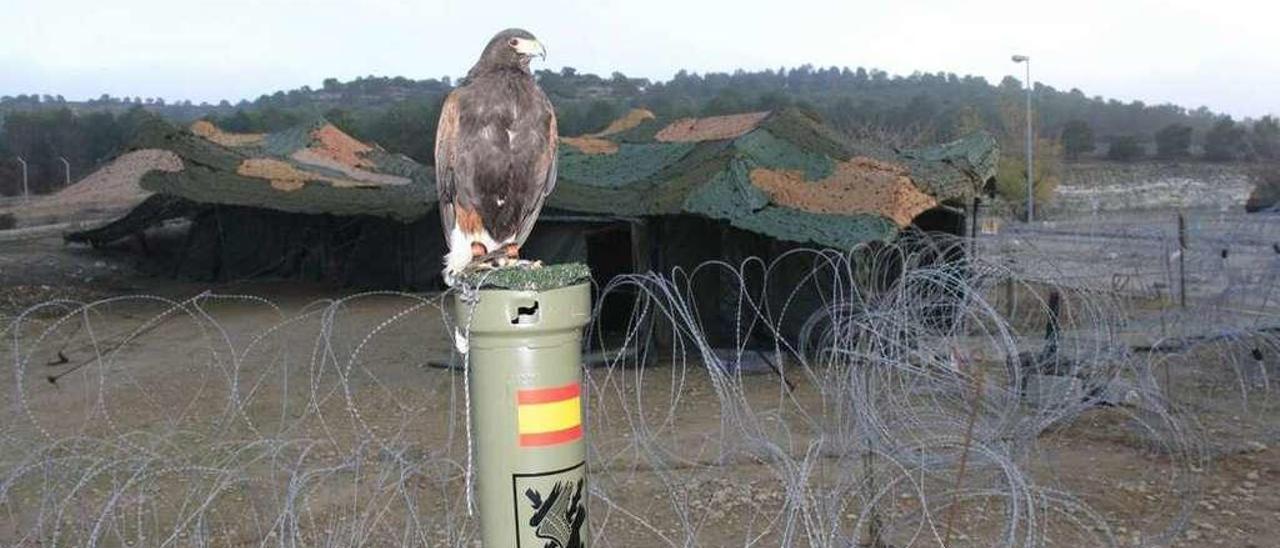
[995,138,1061,219]
[1061,120,1095,160]
[1204,118,1248,161]
[1155,124,1192,159]
[1245,163,1280,212]
[1107,136,1143,161]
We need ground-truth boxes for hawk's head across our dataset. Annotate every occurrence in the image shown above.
[473,28,546,75]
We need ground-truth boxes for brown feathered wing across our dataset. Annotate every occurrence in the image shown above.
[435,89,557,244]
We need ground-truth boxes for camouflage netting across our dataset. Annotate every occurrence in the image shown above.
[559,108,659,155]
[896,130,1001,201]
[731,206,899,246]
[127,117,433,222]
[595,108,656,136]
[545,108,997,249]
[558,142,697,187]
[750,159,939,226]
[68,108,997,281]
[655,111,771,142]
[560,136,618,155]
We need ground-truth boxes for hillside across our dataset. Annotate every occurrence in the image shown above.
[1043,162,1254,217]
[0,68,1236,141]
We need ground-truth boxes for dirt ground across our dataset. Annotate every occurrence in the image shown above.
[1,231,1278,546]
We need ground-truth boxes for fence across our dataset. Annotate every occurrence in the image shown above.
[982,209,1280,341]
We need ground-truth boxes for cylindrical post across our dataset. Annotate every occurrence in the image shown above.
[454,281,591,547]
[1177,212,1187,309]
[59,157,71,187]
[1024,59,1034,223]
[968,196,980,259]
[16,156,28,203]
[1004,271,1015,320]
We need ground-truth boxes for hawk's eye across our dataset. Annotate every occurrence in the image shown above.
[508,38,519,47]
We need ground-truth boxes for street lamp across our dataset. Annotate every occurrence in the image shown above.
[58,157,71,187]
[1011,54,1034,222]
[15,156,28,203]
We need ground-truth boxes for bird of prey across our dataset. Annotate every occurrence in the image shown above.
[435,28,557,285]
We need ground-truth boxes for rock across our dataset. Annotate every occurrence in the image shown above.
[1099,379,1144,405]
[1246,168,1280,212]
[710,348,779,375]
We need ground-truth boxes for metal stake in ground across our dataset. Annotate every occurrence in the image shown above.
[16,156,28,203]
[453,264,592,547]
[1178,212,1187,309]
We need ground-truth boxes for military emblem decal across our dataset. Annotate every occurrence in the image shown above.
[513,462,587,548]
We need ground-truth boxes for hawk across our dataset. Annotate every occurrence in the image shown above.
[435,28,557,285]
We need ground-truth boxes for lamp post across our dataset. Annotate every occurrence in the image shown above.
[1011,54,1034,222]
[59,156,71,187]
[16,156,28,203]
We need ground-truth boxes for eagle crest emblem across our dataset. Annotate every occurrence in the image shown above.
[523,478,586,548]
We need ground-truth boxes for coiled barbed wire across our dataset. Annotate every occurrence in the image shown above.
[2,220,1277,546]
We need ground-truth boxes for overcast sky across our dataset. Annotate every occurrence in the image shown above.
[1,0,1276,118]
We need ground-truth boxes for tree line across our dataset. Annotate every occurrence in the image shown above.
[1063,116,1279,162]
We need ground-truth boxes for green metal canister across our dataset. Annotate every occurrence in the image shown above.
[453,274,591,548]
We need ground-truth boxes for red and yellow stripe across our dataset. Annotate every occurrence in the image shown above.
[516,383,583,447]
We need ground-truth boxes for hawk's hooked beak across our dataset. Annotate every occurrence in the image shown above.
[513,38,546,60]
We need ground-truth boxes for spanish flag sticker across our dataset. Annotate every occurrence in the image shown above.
[517,383,583,447]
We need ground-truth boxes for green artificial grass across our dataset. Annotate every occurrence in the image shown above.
[457,262,592,292]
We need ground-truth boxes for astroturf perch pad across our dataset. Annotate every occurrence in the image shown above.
[456,263,592,292]
[452,280,591,547]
